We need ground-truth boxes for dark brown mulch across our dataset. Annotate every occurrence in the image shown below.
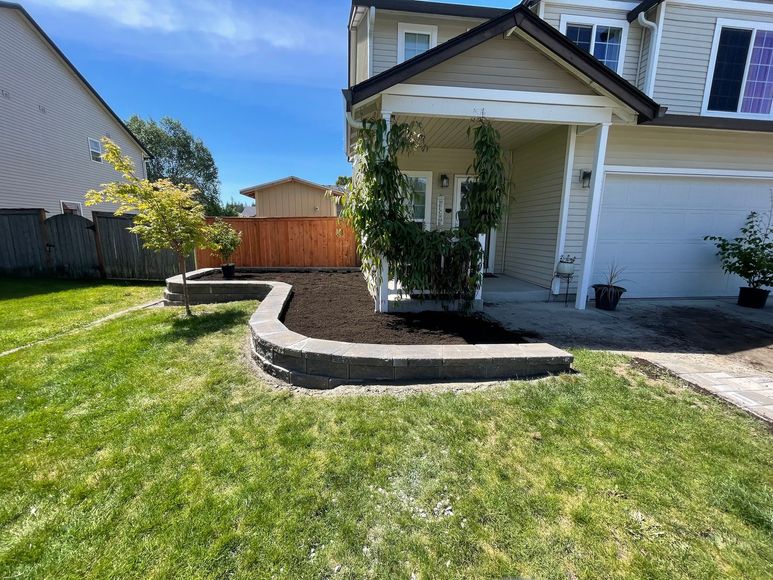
[202,270,535,345]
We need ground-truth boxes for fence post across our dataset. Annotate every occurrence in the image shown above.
[91,212,107,279]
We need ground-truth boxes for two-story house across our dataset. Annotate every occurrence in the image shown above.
[344,0,773,308]
[0,2,149,220]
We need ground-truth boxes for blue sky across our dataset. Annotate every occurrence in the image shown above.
[25,0,512,204]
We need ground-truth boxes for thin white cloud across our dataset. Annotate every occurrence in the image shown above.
[30,0,336,52]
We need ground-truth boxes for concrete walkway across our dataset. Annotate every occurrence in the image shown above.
[487,298,773,423]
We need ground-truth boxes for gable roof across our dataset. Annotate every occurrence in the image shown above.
[240,176,343,198]
[0,1,151,157]
[345,4,664,122]
[351,0,508,20]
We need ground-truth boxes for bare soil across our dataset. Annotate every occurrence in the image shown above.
[202,270,534,345]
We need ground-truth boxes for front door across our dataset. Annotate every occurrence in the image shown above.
[453,176,496,273]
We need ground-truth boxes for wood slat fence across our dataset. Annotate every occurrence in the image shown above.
[0,209,191,280]
[195,217,359,268]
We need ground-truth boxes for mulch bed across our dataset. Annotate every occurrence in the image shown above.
[201,270,535,345]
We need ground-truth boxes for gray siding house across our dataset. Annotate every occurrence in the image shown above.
[0,2,149,220]
[345,0,773,308]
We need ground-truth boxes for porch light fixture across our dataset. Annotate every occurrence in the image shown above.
[440,174,450,188]
[580,170,593,188]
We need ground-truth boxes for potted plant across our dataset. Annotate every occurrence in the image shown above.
[557,255,576,275]
[705,210,773,309]
[205,219,242,280]
[592,263,627,311]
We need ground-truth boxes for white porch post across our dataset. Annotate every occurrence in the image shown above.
[476,233,486,302]
[552,124,577,295]
[376,110,392,314]
[575,122,610,310]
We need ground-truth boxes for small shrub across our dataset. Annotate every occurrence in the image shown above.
[205,219,242,264]
[705,211,773,288]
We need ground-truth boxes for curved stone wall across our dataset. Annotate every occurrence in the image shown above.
[166,269,574,389]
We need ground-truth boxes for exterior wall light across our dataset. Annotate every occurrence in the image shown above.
[580,170,593,188]
[440,174,450,188]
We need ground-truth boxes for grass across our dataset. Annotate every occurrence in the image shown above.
[0,298,771,578]
[0,277,162,352]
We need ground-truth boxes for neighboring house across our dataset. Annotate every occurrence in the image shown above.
[240,176,342,218]
[0,2,149,220]
[239,206,257,218]
[344,0,773,308]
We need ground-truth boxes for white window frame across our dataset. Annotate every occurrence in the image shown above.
[403,170,433,230]
[88,137,103,163]
[559,15,629,76]
[397,23,438,64]
[60,200,83,216]
[701,18,773,120]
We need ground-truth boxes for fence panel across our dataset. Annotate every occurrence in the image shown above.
[44,213,101,278]
[92,212,193,280]
[195,217,359,268]
[0,209,48,276]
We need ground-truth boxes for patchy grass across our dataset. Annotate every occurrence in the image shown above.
[0,301,771,578]
[0,277,162,352]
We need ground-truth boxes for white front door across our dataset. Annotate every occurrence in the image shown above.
[454,175,497,273]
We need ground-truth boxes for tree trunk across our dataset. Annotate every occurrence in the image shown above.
[178,253,192,316]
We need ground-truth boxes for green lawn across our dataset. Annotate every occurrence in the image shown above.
[0,297,771,578]
[0,277,162,352]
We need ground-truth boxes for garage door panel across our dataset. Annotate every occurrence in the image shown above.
[596,175,773,298]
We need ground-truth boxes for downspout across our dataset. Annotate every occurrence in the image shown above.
[637,8,661,98]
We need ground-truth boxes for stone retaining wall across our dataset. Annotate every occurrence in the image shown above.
[166,269,574,389]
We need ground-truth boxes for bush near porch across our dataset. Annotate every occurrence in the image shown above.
[0,281,771,578]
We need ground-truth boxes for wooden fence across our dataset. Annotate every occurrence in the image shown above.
[0,209,192,280]
[195,217,359,268]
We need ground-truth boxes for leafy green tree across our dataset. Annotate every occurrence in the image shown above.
[335,175,352,189]
[86,139,208,316]
[205,219,242,265]
[127,115,224,215]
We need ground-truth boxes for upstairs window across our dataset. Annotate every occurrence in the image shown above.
[705,21,773,117]
[61,201,82,216]
[560,16,628,75]
[88,138,102,163]
[397,23,437,63]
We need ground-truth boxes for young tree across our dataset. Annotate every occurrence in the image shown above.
[126,115,224,215]
[86,139,208,316]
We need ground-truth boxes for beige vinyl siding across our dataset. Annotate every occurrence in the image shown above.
[355,18,369,85]
[504,127,568,287]
[409,34,595,94]
[0,8,145,220]
[372,11,485,76]
[655,3,773,115]
[564,125,773,288]
[541,2,642,85]
[253,182,337,218]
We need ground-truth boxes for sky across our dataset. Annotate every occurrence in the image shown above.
[24,0,513,205]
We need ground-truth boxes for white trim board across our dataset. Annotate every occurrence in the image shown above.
[381,94,614,125]
[545,0,773,14]
[552,125,577,295]
[388,84,616,108]
[605,166,773,180]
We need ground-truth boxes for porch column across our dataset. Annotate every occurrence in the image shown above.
[575,122,610,310]
[376,111,392,314]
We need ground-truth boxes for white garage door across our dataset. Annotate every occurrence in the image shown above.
[595,174,773,298]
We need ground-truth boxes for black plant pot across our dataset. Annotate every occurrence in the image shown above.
[221,264,236,280]
[592,284,626,311]
[737,287,769,309]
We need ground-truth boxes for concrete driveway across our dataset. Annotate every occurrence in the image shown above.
[487,298,773,423]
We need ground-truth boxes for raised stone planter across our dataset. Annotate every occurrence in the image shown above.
[166,268,574,388]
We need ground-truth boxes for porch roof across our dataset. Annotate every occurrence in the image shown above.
[344,4,664,122]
